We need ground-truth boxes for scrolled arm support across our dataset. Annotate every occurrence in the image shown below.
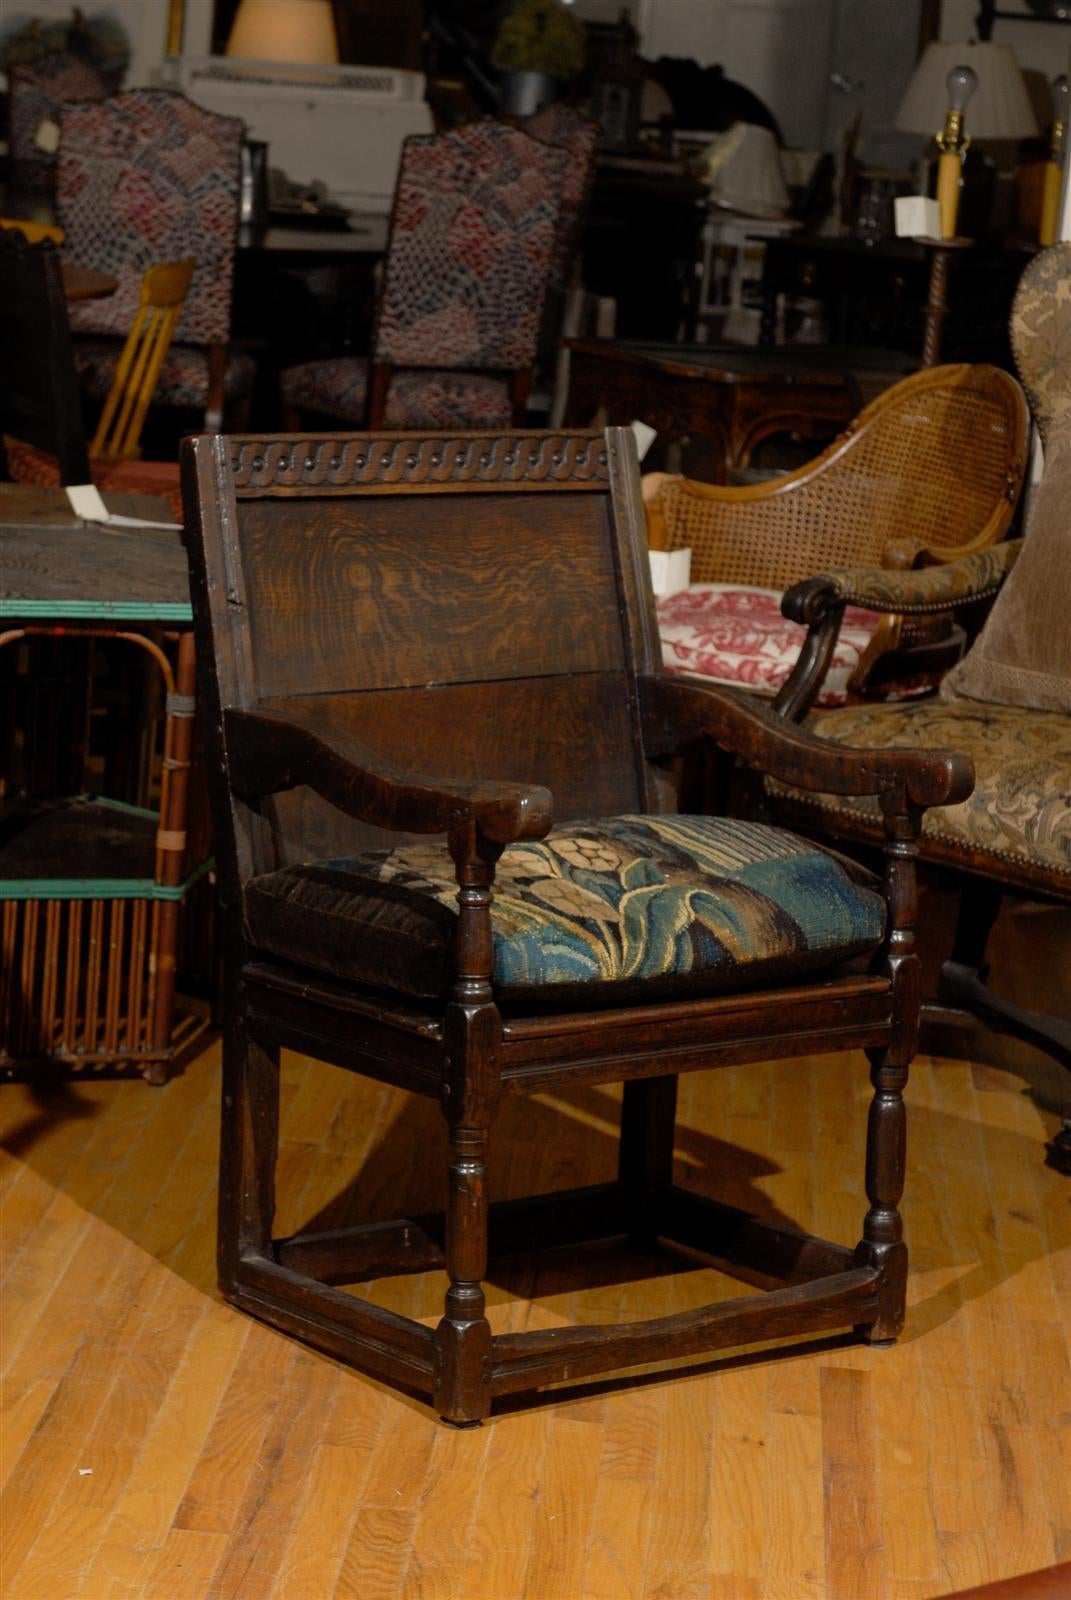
[224,707,554,845]
[638,675,973,811]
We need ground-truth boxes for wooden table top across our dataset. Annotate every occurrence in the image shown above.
[60,262,118,301]
[564,338,915,387]
[0,487,190,622]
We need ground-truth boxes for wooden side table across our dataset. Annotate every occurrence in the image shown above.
[0,489,210,1082]
[562,338,894,482]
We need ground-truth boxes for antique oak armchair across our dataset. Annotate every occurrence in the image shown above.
[182,426,970,1422]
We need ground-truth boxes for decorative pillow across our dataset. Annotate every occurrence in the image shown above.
[941,422,1071,714]
[243,813,885,1006]
[657,585,881,707]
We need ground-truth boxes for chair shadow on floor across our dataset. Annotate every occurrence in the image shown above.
[3,1052,1063,1408]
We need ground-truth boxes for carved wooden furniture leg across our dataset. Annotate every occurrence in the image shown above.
[434,830,500,1424]
[856,790,919,1342]
[218,1018,279,1295]
[619,1075,678,1245]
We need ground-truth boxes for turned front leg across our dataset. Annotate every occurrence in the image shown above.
[858,788,921,1344]
[858,1047,909,1342]
[434,824,502,1425]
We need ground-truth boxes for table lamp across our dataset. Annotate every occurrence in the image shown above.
[226,0,340,63]
[704,122,790,219]
[895,41,1038,239]
[1040,74,1069,245]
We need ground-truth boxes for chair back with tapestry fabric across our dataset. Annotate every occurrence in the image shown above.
[181,422,970,1422]
[763,244,1071,1173]
[280,122,565,431]
[522,103,599,286]
[56,89,249,430]
[0,228,90,485]
[7,52,112,189]
[644,363,1028,708]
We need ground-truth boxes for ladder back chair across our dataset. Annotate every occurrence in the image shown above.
[182,425,971,1422]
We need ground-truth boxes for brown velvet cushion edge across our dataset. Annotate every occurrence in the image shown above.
[243,862,881,1012]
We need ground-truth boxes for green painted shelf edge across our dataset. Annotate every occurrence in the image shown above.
[0,600,192,621]
[0,858,214,902]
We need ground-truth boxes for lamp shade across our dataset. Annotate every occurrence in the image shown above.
[895,41,1038,140]
[704,122,790,219]
[226,0,339,64]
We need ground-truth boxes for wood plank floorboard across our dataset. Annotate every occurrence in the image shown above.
[0,1037,1068,1600]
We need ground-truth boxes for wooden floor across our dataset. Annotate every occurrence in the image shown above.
[2,1027,1069,1599]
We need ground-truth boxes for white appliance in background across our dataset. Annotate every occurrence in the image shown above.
[171,58,433,214]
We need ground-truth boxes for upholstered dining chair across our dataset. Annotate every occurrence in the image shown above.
[521,103,599,288]
[0,231,190,519]
[7,51,112,190]
[761,244,1071,1173]
[643,363,1028,708]
[56,89,251,432]
[280,121,565,431]
[182,422,970,1422]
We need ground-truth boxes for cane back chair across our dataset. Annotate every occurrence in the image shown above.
[182,424,970,1422]
[763,245,1071,1172]
[644,363,1028,706]
[280,121,565,431]
[56,89,251,431]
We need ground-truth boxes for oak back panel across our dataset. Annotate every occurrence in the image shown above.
[183,429,662,875]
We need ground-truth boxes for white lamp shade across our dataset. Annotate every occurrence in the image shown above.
[895,41,1039,140]
[226,0,339,64]
[704,122,790,219]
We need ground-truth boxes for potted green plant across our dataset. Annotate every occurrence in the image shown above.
[491,0,586,116]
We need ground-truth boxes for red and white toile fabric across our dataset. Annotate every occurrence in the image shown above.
[657,584,881,708]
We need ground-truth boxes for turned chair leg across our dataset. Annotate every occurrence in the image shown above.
[619,1076,677,1244]
[433,1119,493,1425]
[218,1019,280,1295]
[856,1044,909,1344]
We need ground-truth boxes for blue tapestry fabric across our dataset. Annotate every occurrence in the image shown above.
[243,814,885,1006]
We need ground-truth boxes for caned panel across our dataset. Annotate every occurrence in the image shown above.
[239,491,626,701]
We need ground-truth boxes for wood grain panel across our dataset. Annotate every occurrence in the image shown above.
[240,492,624,700]
[260,674,644,862]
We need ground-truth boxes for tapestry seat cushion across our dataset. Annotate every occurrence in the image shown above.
[73,339,255,410]
[243,813,886,1006]
[657,585,882,707]
[770,701,1071,886]
[280,357,513,429]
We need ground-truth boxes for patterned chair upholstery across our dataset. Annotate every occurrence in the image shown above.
[764,245,1071,1171]
[7,53,112,189]
[56,89,251,427]
[281,121,565,429]
[522,103,599,285]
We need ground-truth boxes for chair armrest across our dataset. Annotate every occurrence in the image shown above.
[784,541,1020,623]
[638,674,972,810]
[224,707,553,845]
